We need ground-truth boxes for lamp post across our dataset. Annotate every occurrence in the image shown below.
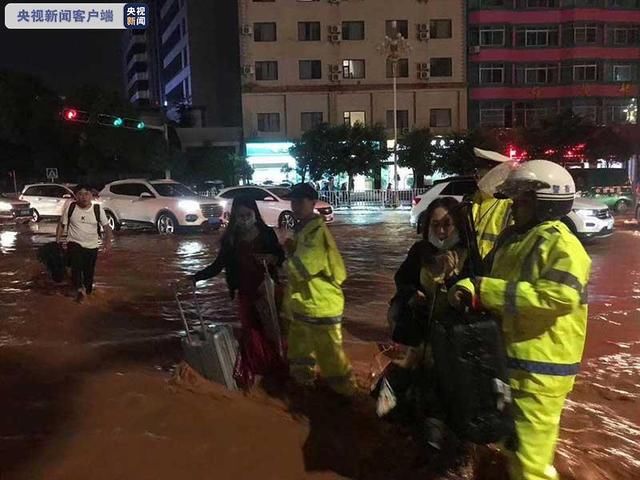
[377,21,411,197]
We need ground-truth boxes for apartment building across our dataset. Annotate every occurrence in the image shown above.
[468,0,640,129]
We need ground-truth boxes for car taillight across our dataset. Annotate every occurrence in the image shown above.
[412,197,422,206]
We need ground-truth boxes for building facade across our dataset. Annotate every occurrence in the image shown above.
[468,0,640,129]
[238,0,467,185]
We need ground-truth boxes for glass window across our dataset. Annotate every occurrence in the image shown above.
[574,25,598,44]
[299,60,322,80]
[150,183,196,197]
[479,27,505,46]
[573,64,598,81]
[430,19,452,39]
[301,112,323,131]
[430,109,452,127]
[111,183,153,197]
[479,107,506,127]
[526,0,559,6]
[442,181,477,196]
[298,22,321,41]
[516,26,559,46]
[430,58,453,77]
[342,59,366,79]
[343,111,366,126]
[253,22,276,42]
[257,113,280,132]
[479,64,505,84]
[386,58,409,78]
[342,21,365,40]
[523,64,558,84]
[255,61,278,81]
[613,64,633,81]
[613,27,639,45]
[386,20,409,38]
[386,110,409,130]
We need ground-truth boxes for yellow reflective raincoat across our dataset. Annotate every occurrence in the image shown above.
[472,190,512,259]
[475,220,591,480]
[285,216,354,394]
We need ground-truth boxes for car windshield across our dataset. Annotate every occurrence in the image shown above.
[151,183,196,197]
[267,187,291,199]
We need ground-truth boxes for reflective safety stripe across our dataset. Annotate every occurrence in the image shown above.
[291,255,311,281]
[505,282,518,318]
[580,288,588,305]
[289,357,316,367]
[482,232,499,242]
[542,268,583,294]
[507,357,580,376]
[294,314,342,326]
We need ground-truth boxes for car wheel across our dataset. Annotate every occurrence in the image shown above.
[278,211,296,230]
[614,200,630,214]
[31,209,40,223]
[105,211,121,231]
[157,212,178,234]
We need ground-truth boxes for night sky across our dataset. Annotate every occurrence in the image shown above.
[0,1,123,94]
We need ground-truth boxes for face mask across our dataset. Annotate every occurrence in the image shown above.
[428,229,460,251]
[235,213,256,231]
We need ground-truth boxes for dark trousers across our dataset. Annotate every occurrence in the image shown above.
[67,242,98,293]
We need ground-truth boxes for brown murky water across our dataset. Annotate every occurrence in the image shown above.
[0,212,638,479]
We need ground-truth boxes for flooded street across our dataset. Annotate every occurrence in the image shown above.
[0,212,638,479]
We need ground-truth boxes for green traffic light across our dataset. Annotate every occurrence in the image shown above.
[113,117,124,127]
[137,121,145,130]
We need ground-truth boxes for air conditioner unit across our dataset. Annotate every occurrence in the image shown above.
[418,23,429,33]
[330,72,341,82]
[242,65,255,76]
[418,31,430,41]
[328,25,342,34]
[329,33,341,43]
[418,70,430,80]
[329,64,341,73]
[241,25,253,36]
[417,62,429,71]
[470,45,481,54]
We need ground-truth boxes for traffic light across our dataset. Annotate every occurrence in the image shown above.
[62,108,89,123]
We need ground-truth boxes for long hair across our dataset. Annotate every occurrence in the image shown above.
[222,195,269,248]
[421,196,467,243]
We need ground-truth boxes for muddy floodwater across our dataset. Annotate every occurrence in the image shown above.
[0,212,638,480]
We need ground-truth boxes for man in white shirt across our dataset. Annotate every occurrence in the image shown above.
[56,185,113,302]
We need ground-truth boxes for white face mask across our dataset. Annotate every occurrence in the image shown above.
[235,213,256,231]
[428,229,460,251]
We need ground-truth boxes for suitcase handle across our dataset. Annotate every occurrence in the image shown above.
[173,282,207,340]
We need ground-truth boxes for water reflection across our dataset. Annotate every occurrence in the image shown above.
[0,231,17,253]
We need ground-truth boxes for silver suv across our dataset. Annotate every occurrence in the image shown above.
[99,179,224,234]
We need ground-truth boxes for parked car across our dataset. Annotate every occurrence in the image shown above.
[0,194,33,225]
[578,185,634,214]
[99,179,225,234]
[216,185,334,229]
[20,183,76,222]
[410,177,614,241]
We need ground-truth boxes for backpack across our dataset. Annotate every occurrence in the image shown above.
[67,202,102,237]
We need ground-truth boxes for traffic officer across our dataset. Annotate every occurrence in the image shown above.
[472,148,514,259]
[283,183,355,396]
[451,160,591,480]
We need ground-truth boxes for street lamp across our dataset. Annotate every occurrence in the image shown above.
[377,21,411,196]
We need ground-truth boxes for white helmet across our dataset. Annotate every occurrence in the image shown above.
[496,160,576,220]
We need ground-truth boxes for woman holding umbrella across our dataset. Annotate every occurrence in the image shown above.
[189,195,287,389]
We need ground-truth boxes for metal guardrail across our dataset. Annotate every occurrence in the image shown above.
[195,188,432,209]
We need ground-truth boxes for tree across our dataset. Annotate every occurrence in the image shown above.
[289,123,334,182]
[435,128,505,176]
[227,153,254,185]
[328,122,388,190]
[585,125,634,165]
[397,128,438,188]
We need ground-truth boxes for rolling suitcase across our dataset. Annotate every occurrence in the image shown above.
[175,284,239,390]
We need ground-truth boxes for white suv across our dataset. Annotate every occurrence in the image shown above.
[99,179,224,234]
[410,177,614,241]
[20,183,76,222]
[217,185,334,229]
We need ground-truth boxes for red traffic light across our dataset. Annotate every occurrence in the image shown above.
[64,109,78,121]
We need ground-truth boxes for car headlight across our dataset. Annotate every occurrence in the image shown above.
[0,201,12,212]
[178,200,201,213]
[573,209,597,217]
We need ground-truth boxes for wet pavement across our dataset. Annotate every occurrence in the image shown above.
[0,212,638,479]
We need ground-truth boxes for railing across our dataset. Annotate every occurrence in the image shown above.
[195,188,432,209]
[318,189,431,209]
